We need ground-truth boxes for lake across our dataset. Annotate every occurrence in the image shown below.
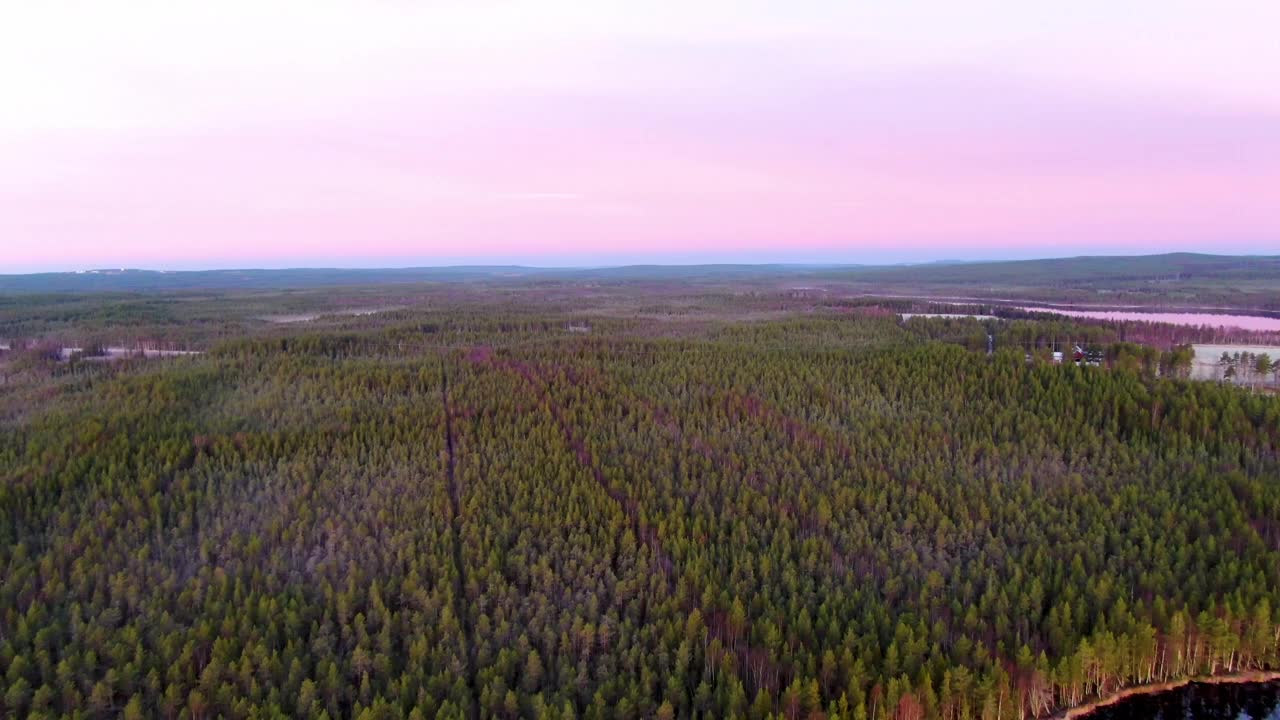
[1084,680,1280,720]
[1013,308,1280,332]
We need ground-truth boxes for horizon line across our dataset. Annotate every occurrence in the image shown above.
[3,250,1276,277]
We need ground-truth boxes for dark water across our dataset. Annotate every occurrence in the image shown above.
[1086,681,1280,720]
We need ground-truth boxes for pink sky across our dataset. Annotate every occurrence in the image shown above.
[2,1,1279,271]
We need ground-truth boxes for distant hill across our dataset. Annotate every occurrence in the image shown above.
[1,253,1276,295]
[0,264,854,292]
[0,267,539,293]
[823,252,1280,286]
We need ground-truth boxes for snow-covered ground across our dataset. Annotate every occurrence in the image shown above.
[1190,344,1280,382]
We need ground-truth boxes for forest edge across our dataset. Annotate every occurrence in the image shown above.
[1048,670,1280,720]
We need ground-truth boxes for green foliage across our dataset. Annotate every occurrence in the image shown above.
[2,309,1278,719]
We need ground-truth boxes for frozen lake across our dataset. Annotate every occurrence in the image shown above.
[1014,307,1280,332]
[58,347,203,361]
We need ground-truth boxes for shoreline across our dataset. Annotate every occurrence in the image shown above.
[1047,670,1280,720]
[840,292,1280,317]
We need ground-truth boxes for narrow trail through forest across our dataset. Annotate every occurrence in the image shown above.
[482,357,626,619]
[480,351,789,694]
[440,363,479,720]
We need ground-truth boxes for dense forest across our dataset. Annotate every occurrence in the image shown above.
[1,296,1279,720]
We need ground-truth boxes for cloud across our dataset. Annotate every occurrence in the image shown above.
[494,193,586,201]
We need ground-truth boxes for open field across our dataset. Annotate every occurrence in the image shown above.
[1190,344,1280,384]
